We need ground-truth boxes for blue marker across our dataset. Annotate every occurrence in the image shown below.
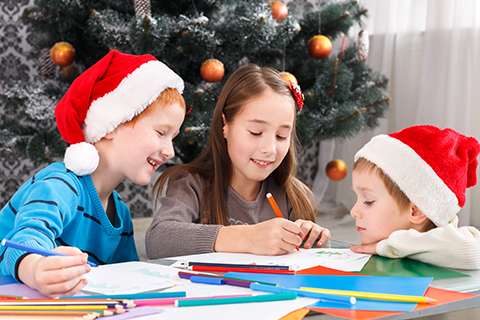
[1,239,97,267]
[190,275,225,285]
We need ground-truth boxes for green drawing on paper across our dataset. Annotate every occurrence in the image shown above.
[87,281,121,289]
[316,251,343,255]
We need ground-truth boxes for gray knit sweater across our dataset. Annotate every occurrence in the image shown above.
[145,173,295,259]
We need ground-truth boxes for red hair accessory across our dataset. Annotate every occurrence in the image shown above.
[289,80,304,111]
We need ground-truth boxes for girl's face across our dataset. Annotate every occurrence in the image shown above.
[223,89,295,193]
[350,169,414,244]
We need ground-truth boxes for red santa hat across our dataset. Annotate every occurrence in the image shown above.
[354,125,480,227]
[55,50,184,176]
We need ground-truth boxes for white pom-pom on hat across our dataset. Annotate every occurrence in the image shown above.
[64,142,99,176]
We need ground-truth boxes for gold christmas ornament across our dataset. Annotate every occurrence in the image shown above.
[307,35,332,60]
[200,58,225,83]
[326,159,348,181]
[50,42,76,67]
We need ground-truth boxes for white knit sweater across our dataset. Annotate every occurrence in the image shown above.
[377,216,480,270]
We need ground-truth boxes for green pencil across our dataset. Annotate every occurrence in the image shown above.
[175,292,297,307]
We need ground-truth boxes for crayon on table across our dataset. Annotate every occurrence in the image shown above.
[250,283,356,305]
[175,292,297,307]
[300,287,437,303]
[1,239,97,267]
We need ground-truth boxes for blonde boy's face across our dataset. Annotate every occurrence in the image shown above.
[350,169,414,244]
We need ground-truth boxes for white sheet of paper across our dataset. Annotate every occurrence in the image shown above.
[140,282,317,320]
[83,261,181,294]
[169,248,371,272]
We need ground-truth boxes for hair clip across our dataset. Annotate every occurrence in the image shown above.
[289,80,304,111]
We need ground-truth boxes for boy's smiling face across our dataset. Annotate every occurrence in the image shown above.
[350,169,415,244]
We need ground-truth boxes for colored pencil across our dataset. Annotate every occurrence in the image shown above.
[0,301,134,308]
[175,292,297,307]
[185,261,291,270]
[179,272,253,288]
[250,283,356,305]
[300,287,437,303]
[0,310,115,316]
[60,291,186,300]
[0,305,111,310]
[132,294,253,306]
[0,294,25,300]
[178,271,279,287]
[1,239,97,268]
[266,193,300,251]
[187,265,295,274]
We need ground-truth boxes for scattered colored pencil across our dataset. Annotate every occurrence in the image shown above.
[132,294,253,306]
[250,283,356,305]
[187,265,295,274]
[300,287,437,303]
[1,239,97,268]
[266,193,300,251]
[185,262,290,270]
[178,271,279,287]
[60,291,186,300]
[175,292,297,307]
[0,294,25,300]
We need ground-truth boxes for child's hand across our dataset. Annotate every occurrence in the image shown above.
[18,246,91,298]
[294,219,331,249]
[243,218,303,255]
[350,242,378,255]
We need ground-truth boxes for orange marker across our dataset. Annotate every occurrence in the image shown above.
[266,193,300,251]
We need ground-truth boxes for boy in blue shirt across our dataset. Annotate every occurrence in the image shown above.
[0,50,185,297]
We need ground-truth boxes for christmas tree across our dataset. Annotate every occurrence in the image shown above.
[0,0,389,167]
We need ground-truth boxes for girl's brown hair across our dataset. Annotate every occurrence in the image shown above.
[153,64,316,225]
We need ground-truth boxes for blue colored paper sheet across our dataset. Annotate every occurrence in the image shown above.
[226,273,433,312]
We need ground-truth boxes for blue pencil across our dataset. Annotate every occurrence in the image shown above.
[1,239,97,268]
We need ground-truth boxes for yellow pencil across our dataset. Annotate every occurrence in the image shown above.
[300,287,437,303]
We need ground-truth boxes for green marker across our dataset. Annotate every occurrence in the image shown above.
[175,292,297,307]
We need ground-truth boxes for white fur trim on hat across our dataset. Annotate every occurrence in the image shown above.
[82,60,184,143]
[64,142,100,176]
[354,135,460,227]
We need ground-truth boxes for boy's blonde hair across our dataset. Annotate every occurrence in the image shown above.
[124,88,185,128]
[353,157,436,232]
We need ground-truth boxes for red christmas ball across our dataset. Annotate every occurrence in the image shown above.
[61,65,80,79]
[50,42,76,67]
[270,1,288,21]
[279,71,297,89]
[326,159,348,181]
[308,35,332,60]
[200,58,225,83]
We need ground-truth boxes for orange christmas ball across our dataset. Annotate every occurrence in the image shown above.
[326,159,348,181]
[308,35,332,60]
[200,58,225,83]
[50,42,76,67]
[279,71,297,89]
[270,1,288,21]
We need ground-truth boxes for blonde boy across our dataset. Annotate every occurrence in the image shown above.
[350,125,480,269]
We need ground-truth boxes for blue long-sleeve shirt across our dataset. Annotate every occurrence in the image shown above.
[0,162,138,280]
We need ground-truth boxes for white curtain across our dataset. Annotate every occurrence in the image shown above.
[315,0,480,227]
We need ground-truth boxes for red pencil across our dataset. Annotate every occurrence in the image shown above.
[187,265,295,274]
